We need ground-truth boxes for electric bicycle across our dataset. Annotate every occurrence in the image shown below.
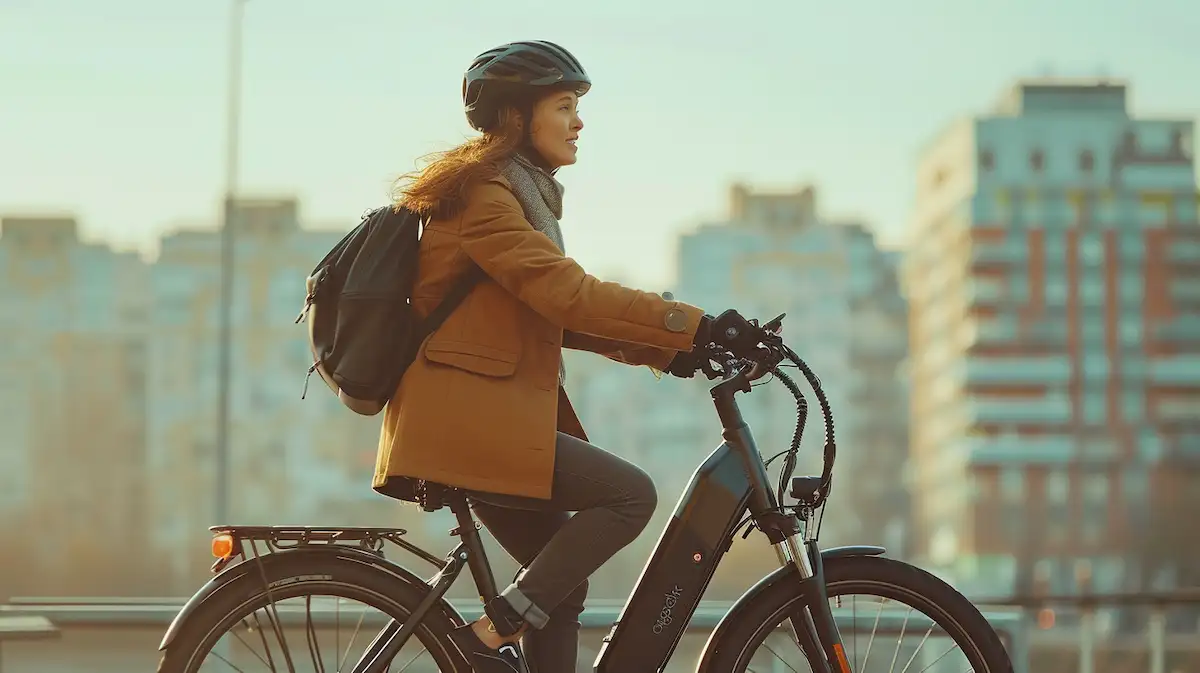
[157,312,1013,672]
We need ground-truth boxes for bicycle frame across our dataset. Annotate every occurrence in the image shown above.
[592,370,849,673]
[341,357,858,672]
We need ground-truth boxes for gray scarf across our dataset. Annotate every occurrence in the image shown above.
[500,152,565,251]
[499,152,568,385]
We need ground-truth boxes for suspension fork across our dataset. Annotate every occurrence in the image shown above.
[774,536,852,673]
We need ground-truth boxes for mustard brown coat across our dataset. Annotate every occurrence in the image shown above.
[373,175,707,500]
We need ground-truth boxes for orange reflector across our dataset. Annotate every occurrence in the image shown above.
[211,534,235,559]
[832,643,852,672]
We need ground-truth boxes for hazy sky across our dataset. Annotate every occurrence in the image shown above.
[3,0,1197,288]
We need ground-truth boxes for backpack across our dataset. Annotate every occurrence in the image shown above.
[296,205,483,416]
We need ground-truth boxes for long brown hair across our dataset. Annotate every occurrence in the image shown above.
[392,106,525,220]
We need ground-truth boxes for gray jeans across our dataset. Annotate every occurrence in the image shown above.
[469,432,658,673]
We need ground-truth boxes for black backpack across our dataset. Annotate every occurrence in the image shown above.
[296,205,483,416]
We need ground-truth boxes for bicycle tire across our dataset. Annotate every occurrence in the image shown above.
[157,553,469,672]
[703,555,1014,672]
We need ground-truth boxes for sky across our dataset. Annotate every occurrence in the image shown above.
[2,0,1198,289]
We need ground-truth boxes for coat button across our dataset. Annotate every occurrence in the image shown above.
[664,307,689,332]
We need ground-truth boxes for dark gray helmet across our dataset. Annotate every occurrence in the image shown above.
[462,40,591,132]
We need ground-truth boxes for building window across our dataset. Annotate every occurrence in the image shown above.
[1122,388,1143,423]
[979,150,995,172]
[1119,320,1142,347]
[1044,514,1067,546]
[1084,473,1110,502]
[1080,237,1104,265]
[1122,469,1148,504]
[1045,469,1069,504]
[1045,278,1068,306]
[1081,510,1106,546]
[1079,150,1095,173]
[1083,390,1107,424]
[1000,467,1025,501]
[1081,311,1106,342]
[1030,149,1045,172]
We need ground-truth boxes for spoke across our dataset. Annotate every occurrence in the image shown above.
[305,596,326,673]
[762,638,802,673]
[858,597,887,671]
[335,602,370,672]
[249,609,280,670]
[206,644,251,673]
[915,641,963,672]
[393,646,431,672]
[898,622,934,673]
[754,588,981,673]
[851,595,857,672]
[192,592,436,673]
[256,597,297,672]
[887,606,915,673]
[229,622,273,669]
[250,542,298,673]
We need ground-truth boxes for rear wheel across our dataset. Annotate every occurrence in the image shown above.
[705,555,1014,672]
[157,554,469,672]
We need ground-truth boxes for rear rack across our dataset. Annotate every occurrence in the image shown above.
[207,525,444,574]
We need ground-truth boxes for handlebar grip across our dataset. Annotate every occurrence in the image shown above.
[710,309,762,356]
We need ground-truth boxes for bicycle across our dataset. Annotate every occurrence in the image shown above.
[156,312,1014,672]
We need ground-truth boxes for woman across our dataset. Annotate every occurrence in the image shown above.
[373,40,739,673]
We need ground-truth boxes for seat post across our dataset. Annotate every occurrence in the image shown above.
[448,492,501,604]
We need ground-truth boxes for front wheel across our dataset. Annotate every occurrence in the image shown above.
[703,555,1014,672]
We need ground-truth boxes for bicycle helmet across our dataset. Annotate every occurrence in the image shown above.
[462,40,591,132]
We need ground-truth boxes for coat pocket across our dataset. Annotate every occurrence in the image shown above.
[424,340,519,378]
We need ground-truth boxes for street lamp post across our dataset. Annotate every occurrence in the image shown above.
[215,0,246,527]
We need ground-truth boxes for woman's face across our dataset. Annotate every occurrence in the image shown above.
[528,90,584,170]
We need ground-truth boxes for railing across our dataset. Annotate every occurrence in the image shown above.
[2,591,1199,672]
[1,596,1025,671]
[970,590,1200,673]
[0,595,1023,636]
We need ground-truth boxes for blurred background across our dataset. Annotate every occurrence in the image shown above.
[2,0,1198,671]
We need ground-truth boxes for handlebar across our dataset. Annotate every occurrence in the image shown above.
[696,312,837,512]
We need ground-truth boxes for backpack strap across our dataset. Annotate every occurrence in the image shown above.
[418,264,487,337]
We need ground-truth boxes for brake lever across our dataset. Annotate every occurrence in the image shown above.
[762,312,786,336]
[697,345,726,380]
[746,347,783,382]
[699,354,722,380]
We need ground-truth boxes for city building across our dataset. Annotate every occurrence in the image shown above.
[679,184,910,554]
[904,78,1200,600]
[144,198,393,588]
[0,215,154,596]
[570,183,911,573]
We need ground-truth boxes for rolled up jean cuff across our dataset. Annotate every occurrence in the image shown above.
[500,583,551,630]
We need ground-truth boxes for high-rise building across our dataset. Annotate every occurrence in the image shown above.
[905,79,1200,599]
[678,184,910,553]
[570,184,910,561]
[0,215,154,596]
[145,198,390,588]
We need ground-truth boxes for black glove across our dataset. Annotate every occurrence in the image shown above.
[709,309,760,356]
[665,349,703,378]
[665,314,715,379]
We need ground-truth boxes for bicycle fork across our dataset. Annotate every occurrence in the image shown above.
[774,536,853,673]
